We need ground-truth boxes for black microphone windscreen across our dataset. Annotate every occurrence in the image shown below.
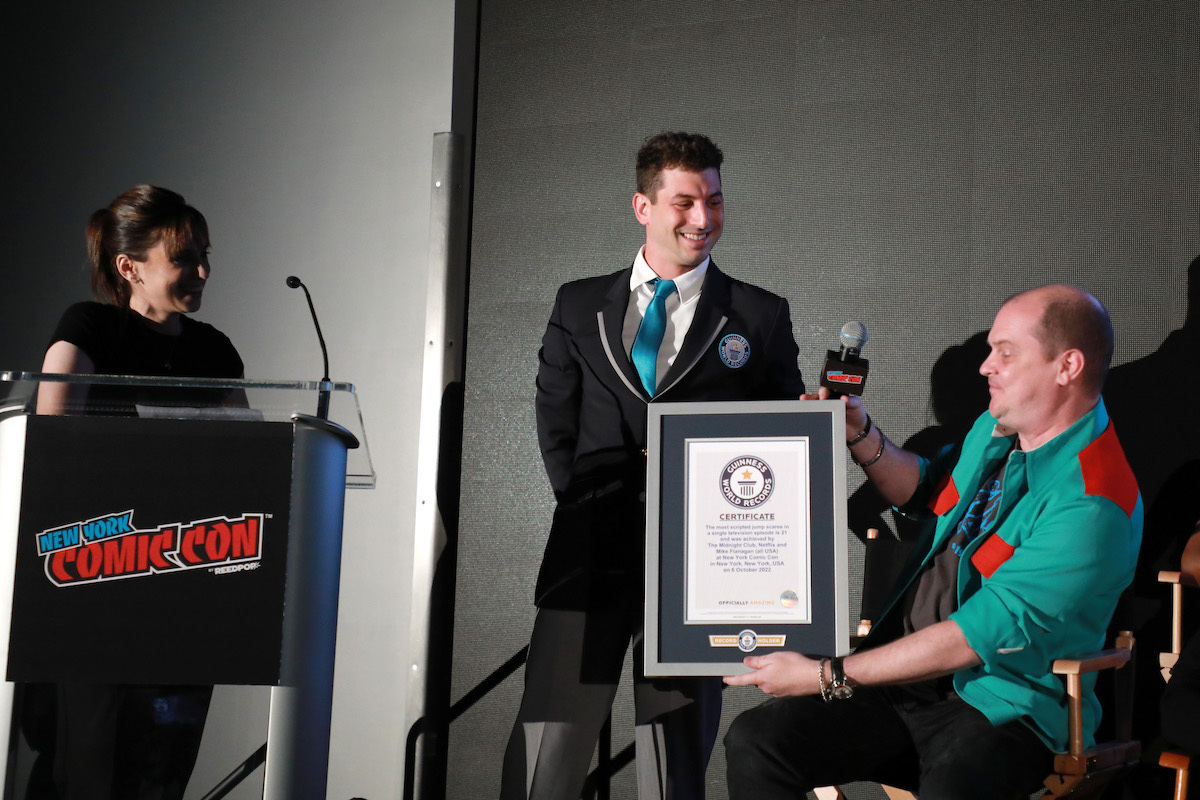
[286,276,302,289]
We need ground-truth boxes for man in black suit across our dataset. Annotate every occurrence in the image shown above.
[500,132,806,800]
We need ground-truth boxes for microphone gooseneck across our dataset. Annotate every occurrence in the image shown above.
[286,276,332,419]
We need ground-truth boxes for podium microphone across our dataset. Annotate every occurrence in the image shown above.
[820,321,870,397]
[286,276,331,419]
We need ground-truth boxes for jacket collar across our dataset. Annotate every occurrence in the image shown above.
[598,261,732,401]
[657,262,730,396]
[981,399,1109,492]
[600,268,645,397]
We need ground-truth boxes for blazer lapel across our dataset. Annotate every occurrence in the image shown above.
[657,262,730,396]
[597,268,649,400]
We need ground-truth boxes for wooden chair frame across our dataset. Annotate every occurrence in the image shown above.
[1042,631,1140,797]
[1158,570,1198,681]
[1157,570,1197,800]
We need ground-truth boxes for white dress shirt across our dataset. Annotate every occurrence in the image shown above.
[621,247,709,391]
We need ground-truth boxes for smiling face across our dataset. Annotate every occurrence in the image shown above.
[633,166,724,278]
[979,292,1071,443]
[121,236,211,324]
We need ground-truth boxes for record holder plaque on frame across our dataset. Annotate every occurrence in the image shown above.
[644,400,849,676]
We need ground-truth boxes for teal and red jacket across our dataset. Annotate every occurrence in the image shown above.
[876,399,1142,752]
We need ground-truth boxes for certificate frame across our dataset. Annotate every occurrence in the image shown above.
[644,400,849,676]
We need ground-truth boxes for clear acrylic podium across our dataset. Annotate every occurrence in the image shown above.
[0,372,374,800]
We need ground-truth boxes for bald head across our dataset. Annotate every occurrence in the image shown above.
[1009,285,1114,395]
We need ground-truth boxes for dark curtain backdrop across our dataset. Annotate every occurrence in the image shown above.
[450,2,1200,798]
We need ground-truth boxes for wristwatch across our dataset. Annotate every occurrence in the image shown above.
[829,656,854,700]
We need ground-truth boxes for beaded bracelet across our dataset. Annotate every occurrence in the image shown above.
[818,657,832,702]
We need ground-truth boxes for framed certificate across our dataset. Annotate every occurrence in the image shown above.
[644,400,849,676]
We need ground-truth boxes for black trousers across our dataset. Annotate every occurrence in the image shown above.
[724,685,1052,800]
[500,606,722,800]
[20,683,210,800]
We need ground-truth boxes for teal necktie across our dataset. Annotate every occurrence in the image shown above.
[632,278,677,396]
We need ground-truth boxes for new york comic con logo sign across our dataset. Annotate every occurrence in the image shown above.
[34,510,266,587]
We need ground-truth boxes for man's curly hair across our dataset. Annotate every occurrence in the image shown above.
[636,132,724,201]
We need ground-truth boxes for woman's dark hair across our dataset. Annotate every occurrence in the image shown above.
[87,185,210,306]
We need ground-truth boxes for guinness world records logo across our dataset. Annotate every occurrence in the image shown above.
[719,334,751,368]
[720,456,774,508]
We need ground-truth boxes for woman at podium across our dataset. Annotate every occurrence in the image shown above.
[37,184,243,415]
[27,185,244,799]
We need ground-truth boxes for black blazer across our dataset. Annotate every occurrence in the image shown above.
[533,262,805,607]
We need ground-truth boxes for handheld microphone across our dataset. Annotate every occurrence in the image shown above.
[820,321,870,397]
[286,276,331,419]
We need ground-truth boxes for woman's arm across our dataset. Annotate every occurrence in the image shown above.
[37,341,95,415]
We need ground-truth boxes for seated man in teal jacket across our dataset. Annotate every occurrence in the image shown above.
[724,284,1142,800]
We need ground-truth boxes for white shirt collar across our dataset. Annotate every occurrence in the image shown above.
[629,246,709,303]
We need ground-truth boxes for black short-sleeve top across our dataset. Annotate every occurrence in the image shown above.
[47,301,244,412]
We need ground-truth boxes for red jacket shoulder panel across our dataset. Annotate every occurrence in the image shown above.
[1077,423,1139,518]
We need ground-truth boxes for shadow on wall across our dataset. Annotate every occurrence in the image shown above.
[1106,253,1200,628]
[848,331,992,624]
[1105,254,1200,747]
[1105,254,1200,515]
